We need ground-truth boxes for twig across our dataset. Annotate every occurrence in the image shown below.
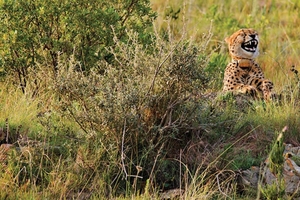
[147,38,183,96]
[121,119,128,178]
[149,141,166,186]
[156,95,192,129]
[5,118,9,143]
[216,173,229,198]
[179,149,182,199]
[216,170,235,199]
[121,0,137,26]
[67,108,89,135]
[121,119,143,179]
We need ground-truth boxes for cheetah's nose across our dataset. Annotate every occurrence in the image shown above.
[249,34,256,39]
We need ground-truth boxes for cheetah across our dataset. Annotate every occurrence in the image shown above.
[222,28,275,101]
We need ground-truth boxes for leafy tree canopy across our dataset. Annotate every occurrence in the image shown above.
[0,0,155,90]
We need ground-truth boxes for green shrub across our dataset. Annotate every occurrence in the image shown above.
[0,0,155,92]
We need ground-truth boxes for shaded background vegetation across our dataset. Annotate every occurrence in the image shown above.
[0,0,300,199]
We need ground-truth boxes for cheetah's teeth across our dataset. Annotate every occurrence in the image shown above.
[242,39,258,53]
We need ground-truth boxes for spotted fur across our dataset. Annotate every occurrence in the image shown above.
[223,28,275,101]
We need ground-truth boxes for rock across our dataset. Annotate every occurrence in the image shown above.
[240,143,300,197]
[240,166,259,187]
[160,188,184,199]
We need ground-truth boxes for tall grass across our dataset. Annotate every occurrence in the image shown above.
[0,0,300,199]
[0,84,42,133]
[151,0,300,92]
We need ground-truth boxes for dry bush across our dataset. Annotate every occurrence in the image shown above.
[52,26,215,193]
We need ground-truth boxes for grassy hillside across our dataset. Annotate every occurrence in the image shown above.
[152,0,300,90]
[0,0,299,199]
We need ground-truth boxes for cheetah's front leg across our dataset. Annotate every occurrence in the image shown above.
[235,84,259,99]
[261,80,275,101]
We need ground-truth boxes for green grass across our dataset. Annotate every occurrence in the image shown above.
[151,0,300,92]
[0,0,300,199]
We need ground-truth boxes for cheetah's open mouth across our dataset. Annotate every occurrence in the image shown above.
[241,39,258,52]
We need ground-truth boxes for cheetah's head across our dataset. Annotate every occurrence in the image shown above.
[225,28,259,60]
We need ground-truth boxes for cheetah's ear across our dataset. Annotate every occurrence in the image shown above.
[225,37,230,44]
